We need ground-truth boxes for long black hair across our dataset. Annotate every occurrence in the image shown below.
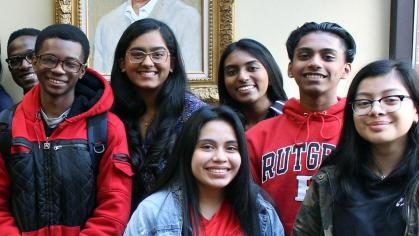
[111,18,188,204]
[323,60,419,215]
[218,39,287,122]
[158,106,262,235]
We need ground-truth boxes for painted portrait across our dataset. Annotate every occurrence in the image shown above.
[89,0,203,75]
[54,0,234,102]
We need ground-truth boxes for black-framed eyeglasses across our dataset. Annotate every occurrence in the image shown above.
[5,51,35,69]
[36,54,85,73]
[126,50,170,64]
[351,95,411,115]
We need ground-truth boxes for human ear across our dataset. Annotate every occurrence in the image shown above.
[341,63,352,80]
[32,57,39,73]
[79,65,86,79]
[287,62,294,78]
[120,58,126,73]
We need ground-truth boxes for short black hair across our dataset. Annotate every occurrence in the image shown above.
[35,24,90,63]
[286,22,356,63]
[7,28,41,48]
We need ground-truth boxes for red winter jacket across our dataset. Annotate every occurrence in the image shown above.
[246,97,346,236]
[0,68,133,236]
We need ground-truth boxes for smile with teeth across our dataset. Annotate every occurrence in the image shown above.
[206,167,229,174]
[21,73,35,80]
[237,85,255,92]
[139,71,158,76]
[48,78,64,84]
[304,73,326,79]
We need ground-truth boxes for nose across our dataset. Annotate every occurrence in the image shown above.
[51,61,66,74]
[237,68,250,82]
[20,58,32,69]
[369,101,385,116]
[212,149,228,162]
[141,54,154,66]
[308,54,322,69]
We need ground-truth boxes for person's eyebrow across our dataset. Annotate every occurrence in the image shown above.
[9,50,35,57]
[319,48,338,54]
[296,47,338,54]
[355,88,406,97]
[224,60,259,68]
[129,46,167,51]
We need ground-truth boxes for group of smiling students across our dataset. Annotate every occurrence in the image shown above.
[0,18,418,236]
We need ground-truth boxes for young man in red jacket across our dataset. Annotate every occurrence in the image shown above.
[0,24,133,236]
[246,22,356,235]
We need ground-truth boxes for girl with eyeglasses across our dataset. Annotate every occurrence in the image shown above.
[217,39,287,130]
[110,18,206,212]
[124,106,284,235]
[293,60,419,236]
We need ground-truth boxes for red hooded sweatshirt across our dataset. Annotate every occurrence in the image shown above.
[246,97,346,235]
[0,68,133,236]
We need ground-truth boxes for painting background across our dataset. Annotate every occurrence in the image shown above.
[87,0,203,75]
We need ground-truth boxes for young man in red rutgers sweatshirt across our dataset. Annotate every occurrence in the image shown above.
[0,24,133,235]
[246,22,356,235]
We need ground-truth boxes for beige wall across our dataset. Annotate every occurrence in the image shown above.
[235,0,391,99]
[0,0,390,102]
[0,0,53,102]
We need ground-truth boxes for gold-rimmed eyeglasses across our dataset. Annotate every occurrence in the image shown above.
[126,50,170,64]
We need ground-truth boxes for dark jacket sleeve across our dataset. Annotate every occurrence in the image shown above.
[0,86,14,112]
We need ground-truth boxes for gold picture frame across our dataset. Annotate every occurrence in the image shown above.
[54,0,235,103]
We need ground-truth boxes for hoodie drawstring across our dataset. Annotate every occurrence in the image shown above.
[294,111,342,145]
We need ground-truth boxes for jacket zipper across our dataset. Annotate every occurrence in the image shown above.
[43,137,53,228]
[53,143,87,151]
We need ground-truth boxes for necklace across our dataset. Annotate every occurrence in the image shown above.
[143,118,153,128]
[140,116,154,129]
[370,161,387,180]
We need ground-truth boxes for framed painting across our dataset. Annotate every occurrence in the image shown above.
[54,0,235,103]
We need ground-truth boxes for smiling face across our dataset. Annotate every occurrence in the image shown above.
[33,38,85,100]
[7,35,38,92]
[191,120,241,193]
[353,71,418,147]
[223,49,270,107]
[288,32,351,98]
[120,30,172,94]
